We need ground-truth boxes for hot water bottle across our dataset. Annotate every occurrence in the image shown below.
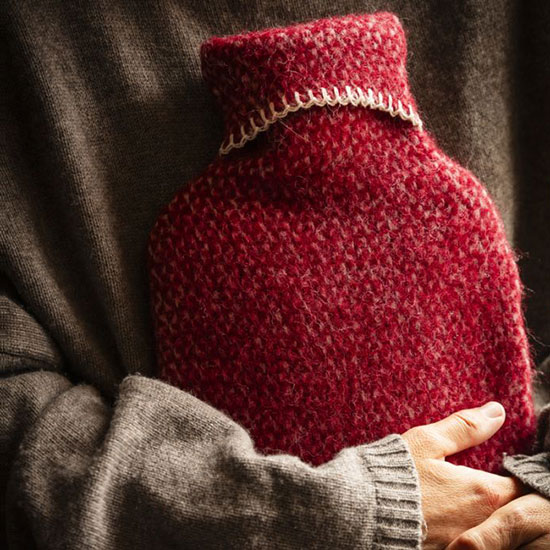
[147,12,537,471]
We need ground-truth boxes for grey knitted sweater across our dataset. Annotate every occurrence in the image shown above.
[1,1,549,549]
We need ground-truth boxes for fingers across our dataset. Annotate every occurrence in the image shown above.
[445,493,550,550]
[433,462,529,517]
[480,471,532,511]
[403,401,506,459]
[519,534,550,549]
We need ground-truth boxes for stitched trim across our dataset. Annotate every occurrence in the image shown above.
[219,85,423,155]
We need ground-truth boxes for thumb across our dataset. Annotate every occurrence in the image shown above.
[403,401,506,460]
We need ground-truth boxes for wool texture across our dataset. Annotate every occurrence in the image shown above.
[148,12,538,471]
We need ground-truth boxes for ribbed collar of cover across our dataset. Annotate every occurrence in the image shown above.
[200,12,423,155]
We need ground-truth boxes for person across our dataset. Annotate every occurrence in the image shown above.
[1,1,549,549]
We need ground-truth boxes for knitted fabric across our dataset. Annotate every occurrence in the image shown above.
[147,12,537,471]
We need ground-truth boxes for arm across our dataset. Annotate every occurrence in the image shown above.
[1,366,423,550]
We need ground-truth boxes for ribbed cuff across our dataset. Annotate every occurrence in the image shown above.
[502,452,550,499]
[359,433,424,550]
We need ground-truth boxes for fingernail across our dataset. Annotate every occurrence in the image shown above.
[480,401,504,418]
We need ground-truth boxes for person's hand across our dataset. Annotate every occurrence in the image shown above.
[445,491,550,549]
[401,401,529,550]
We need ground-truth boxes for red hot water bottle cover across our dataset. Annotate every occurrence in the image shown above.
[148,12,537,471]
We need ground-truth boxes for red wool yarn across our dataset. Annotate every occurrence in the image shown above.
[148,12,537,471]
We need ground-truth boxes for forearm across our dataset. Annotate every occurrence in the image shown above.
[1,370,424,549]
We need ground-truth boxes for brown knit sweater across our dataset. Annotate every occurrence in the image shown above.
[1,1,549,549]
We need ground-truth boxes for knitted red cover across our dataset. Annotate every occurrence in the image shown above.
[147,12,537,471]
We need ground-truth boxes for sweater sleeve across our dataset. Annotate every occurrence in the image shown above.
[1,366,424,550]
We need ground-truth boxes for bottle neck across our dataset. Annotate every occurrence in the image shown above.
[222,101,422,202]
[200,12,422,157]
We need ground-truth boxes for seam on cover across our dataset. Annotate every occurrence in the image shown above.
[219,85,423,155]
